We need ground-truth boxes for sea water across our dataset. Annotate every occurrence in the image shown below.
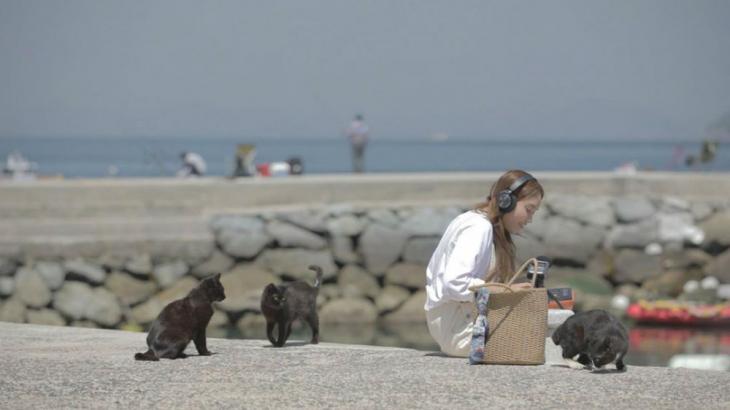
[1,137,726,178]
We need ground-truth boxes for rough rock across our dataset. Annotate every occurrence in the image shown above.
[0,276,14,296]
[267,220,327,249]
[331,235,360,264]
[611,249,663,284]
[152,260,189,288]
[381,291,427,323]
[662,249,713,270]
[604,218,658,249]
[105,271,158,306]
[319,297,378,323]
[213,216,272,259]
[64,259,106,284]
[613,197,656,223]
[703,250,730,283]
[0,257,18,276]
[255,249,337,280]
[276,210,328,233]
[585,250,614,277]
[52,282,122,326]
[326,215,367,236]
[366,208,401,228]
[384,263,426,290]
[523,207,550,240]
[86,290,120,325]
[690,201,714,221]
[657,212,701,244]
[191,249,236,279]
[96,253,128,271]
[543,216,605,264]
[15,268,52,308]
[166,241,214,266]
[26,309,66,326]
[130,298,165,325]
[375,285,411,313]
[699,209,730,247]
[338,264,380,299]
[235,314,268,339]
[359,224,409,275]
[125,254,153,277]
[0,297,26,323]
[400,207,461,236]
[641,270,687,298]
[208,309,230,329]
[53,282,94,320]
[514,235,548,266]
[34,261,66,290]
[155,277,199,304]
[319,284,341,302]
[661,196,691,212]
[402,237,440,265]
[217,265,280,313]
[548,196,615,227]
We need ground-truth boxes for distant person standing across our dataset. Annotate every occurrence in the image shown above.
[345,114,369,173]
[177,151,207,177]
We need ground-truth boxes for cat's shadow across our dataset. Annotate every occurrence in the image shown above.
[423,352,455,359]
[549,363,625,374]
[181,352,219,358]
[262,341,311,348]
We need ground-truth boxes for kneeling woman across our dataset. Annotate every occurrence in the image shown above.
[424,169,544,357]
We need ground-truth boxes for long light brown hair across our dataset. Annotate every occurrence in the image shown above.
[474,170,544,283]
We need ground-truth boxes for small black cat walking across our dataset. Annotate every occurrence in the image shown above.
[135,273,226,361]
[261,265,323,347]
[552,309,629,371]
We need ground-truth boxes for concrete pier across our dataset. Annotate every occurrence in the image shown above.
[1,322,728,409]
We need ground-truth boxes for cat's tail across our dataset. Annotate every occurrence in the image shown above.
[134,349,159,361]
[308,265,324,289]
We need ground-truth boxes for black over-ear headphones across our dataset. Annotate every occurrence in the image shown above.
[497,174,535,213]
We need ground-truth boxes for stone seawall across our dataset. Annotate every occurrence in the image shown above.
[1,172,729,332]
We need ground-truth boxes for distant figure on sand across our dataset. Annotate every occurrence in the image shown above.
[345,114,369,173]
[177,151,207,177]
[3,151,37,180]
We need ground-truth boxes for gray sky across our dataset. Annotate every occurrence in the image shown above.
[1,0,729,140]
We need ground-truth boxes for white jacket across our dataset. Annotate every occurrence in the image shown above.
[424,210,495,311]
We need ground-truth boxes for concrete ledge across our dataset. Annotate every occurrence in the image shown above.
[2,172,729,219]
[1,322,728,409]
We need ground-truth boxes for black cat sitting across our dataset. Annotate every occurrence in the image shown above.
[552,309,629,371]
[135,273,226,361]
[261,265,323,347]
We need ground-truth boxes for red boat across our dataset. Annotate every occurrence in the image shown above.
[627,300,730,327]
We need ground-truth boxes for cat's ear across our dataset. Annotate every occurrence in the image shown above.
[264,283,277,293]
[214,273,221,280]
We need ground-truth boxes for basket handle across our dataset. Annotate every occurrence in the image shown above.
[468,257,539,292]
[507,257,539,286]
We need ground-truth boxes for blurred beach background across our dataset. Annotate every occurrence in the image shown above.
[1,137,728,178]
[2,1,730,370]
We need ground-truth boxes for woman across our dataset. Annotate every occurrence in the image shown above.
[424,169,544,357]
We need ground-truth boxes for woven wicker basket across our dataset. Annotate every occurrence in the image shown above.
[470,258,548,365]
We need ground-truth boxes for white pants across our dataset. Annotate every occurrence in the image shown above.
[425,301,475,357]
